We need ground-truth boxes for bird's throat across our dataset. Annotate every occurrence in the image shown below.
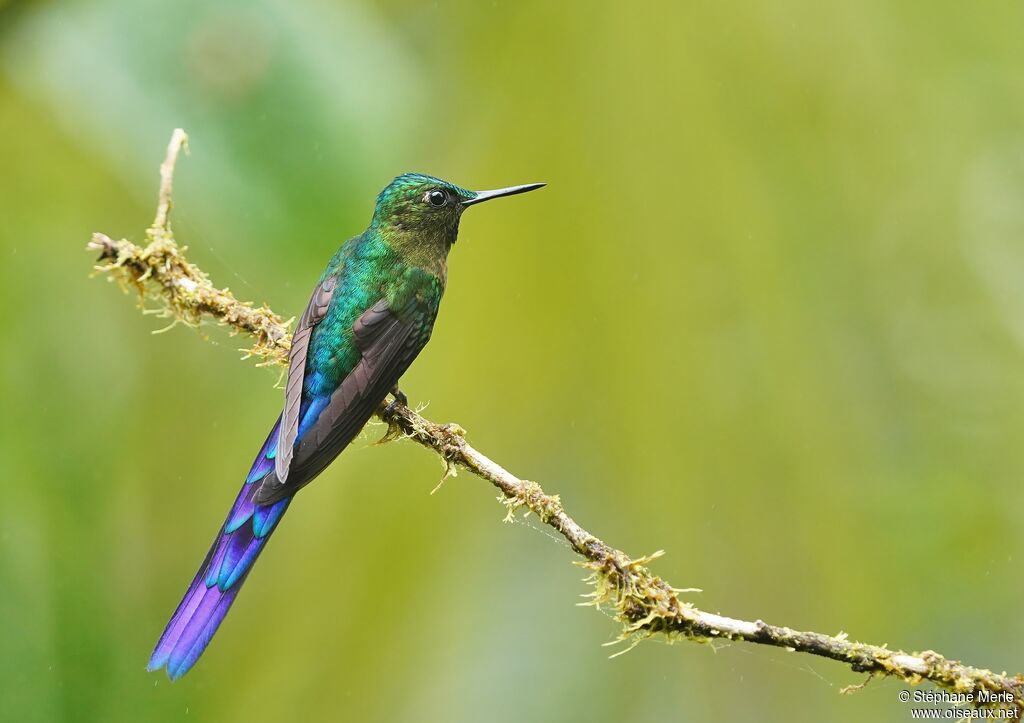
[376,224,451,283]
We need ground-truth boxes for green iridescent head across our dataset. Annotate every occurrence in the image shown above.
[370,173,544,248]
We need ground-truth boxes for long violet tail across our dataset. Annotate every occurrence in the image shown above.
[148,417,290,679]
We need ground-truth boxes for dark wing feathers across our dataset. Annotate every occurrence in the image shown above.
[275,274,337,482]
[256,295,435,504]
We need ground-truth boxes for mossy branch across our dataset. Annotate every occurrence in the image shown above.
[89,130,1024,716]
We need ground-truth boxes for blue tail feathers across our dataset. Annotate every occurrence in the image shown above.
[148,417,291,679]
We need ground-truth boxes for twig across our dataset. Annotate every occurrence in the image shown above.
[88,130,1024,716]
[87,130,289,367]
[151,128,188,237]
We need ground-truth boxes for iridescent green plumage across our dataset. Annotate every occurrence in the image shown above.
[148,172,543,679]
[304,232,444,398]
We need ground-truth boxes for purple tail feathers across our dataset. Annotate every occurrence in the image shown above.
[148,417,290,680]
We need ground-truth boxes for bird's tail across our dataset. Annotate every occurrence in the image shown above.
[148,417,291,680]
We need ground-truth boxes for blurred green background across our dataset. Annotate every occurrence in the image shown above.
[2,1,1024,721]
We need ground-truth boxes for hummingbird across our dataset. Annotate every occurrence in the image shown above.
[147,173,544,679]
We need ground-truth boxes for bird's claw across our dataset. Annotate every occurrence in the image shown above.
[376,388,409,445]
[382,386,408,418]
[389,386,408,409]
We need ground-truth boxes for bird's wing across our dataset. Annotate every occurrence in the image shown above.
[275,273,338,482]
[255,292,437,504]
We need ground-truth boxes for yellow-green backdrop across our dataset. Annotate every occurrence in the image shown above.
[2,1,1023,721]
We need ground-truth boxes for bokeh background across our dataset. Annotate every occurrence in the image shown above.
[2,1,1024,721]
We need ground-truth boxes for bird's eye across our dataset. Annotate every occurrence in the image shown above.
[427,190,449,208]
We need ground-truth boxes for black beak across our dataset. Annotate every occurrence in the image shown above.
[462,183,545,206]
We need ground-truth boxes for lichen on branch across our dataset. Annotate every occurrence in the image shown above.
[88,129,1024,717]
[88,130,291,368]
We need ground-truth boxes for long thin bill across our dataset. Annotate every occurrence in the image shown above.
[462,183,545,206]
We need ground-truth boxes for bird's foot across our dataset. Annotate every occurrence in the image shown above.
[389,386,408,409]
[376,387,409,444]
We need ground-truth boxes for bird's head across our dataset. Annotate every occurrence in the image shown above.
[370,173,544,250]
